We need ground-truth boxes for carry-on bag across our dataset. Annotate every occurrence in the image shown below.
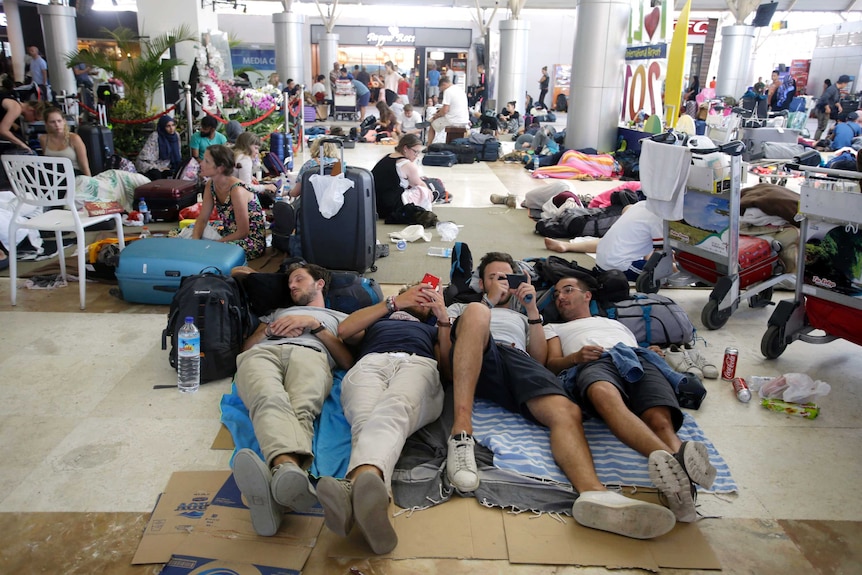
[116,237,246,304]
[677,235,780,288]
[77,123,114,175]
[299,138,377,273]
[133,179,200,222]
[421,151,457,167]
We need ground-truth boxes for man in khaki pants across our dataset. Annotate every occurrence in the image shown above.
[233,263,353,537]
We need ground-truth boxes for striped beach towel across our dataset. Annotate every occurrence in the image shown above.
[472,398,737,493]
[533,150,622,180]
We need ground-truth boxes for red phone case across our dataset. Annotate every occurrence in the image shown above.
[422,273,440,289]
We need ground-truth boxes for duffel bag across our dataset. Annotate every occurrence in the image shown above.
[602,293,695,347]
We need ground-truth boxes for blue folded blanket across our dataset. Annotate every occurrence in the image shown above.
[219,371,351,478]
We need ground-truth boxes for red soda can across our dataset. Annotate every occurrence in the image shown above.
[721,347,739,381]
[731,377,752,403]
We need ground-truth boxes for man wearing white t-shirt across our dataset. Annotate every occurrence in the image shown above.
[428,76,469,145]
[544,275,717,525]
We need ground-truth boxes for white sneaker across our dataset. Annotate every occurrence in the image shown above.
[664,345,703,379]
[687,347,719,379]
[648,450,698,523]
[446,432,480,492]
[572,490,676,539]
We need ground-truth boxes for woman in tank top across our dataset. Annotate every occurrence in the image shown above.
[38,107,91,176]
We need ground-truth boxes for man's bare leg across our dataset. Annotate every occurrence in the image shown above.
[545,237,600,253]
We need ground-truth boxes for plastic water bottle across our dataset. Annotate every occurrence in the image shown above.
[427,246,452,258]
[177,317,200,393]
[139,226,150,239]
[138,197,151,224]
[533,155,540,171]
[396,239,407,251]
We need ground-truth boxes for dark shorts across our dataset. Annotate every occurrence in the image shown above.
[572,356,683,430]
[451,318,566,423]
[356,91,370,108]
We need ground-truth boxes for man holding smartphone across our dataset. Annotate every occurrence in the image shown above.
[444,252,675,540]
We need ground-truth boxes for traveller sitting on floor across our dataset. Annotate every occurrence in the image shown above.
[316,281,450,554]
[427,76,469,145]
[190,115,227,160]
[194,144,266,260]
[371,133,436,225]
[545,275,718,523]
[136,114,183,180]
[232,132,283,208]
[444,251,676,540]
[399,104,424,137]
[544,201,662,281]
[827,112,862,151]
[232,263,353,537]
[497,101,520,134]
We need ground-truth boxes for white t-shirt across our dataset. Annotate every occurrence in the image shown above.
[233,153,255,183]
[401,110,422,131]
[311,82,326,98]
[544,316,638,354]
[448,303,530,351]
[390,102,405,122]
[258,306,348,368]
[442,83,470,125]
[595,202,663,272]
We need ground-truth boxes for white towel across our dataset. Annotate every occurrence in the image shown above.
[641,139,692,221]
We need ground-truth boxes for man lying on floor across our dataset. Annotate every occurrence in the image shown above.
[445,251,677,539]
[231,263,353,537]
[545,274,717,523]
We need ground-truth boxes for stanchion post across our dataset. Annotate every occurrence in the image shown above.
[183,85,194,150]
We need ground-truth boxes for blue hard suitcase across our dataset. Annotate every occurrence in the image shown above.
[300,138,377,273]
[116,238,247,304]
[422,151,457,167]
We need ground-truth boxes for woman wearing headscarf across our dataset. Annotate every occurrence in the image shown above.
[136,114,183,180]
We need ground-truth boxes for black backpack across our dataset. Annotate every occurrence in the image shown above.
[556,93,568,112]
[535,205,625,238]
[162,271,256,383]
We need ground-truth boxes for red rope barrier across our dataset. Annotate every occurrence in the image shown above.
[202,105,278,127]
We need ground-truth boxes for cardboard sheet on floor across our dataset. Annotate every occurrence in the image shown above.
[503,511,721,571]
[322,496,508,560]
[132,469,324,573]
[211,424,234,450]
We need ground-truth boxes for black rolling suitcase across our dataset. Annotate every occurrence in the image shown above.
[300,138,377,273]
[77,124,114,175]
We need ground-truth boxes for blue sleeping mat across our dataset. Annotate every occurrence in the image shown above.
[116,238,246,304]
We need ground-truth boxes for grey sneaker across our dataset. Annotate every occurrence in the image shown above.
[675,441,717,489]
[687,347,719,379]
[490,193,517,207]
[446,432,480,492]
[271,461,318,512]
[572,490,676,539]
[353,472,398,554]
[665,345,703,379]
[232,449,284,537]
[648,450,697,523]
[317,477,354,536]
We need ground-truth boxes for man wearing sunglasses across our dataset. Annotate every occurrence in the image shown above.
[444,252,676,540]
[545,275,717,525]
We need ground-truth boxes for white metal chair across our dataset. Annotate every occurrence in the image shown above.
[1,155,125,310]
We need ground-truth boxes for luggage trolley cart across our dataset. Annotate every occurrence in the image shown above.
[333,79,359,122]
[637,134,791,330]
[761,165,862,358]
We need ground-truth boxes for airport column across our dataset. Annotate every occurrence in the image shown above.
[497,19,530,116]
[4,0,26,84]
[566,0,629,153]
[319,33,339,80]
[37,2,78,98]
[716,25,755,100]
[136,0,219,110]
[274,12,306,92]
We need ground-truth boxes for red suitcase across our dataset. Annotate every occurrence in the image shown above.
[677,235,780,288]
[134,179,200,222]
[805,296,862,347]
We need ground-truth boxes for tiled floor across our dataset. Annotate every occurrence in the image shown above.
[1,116,861,574]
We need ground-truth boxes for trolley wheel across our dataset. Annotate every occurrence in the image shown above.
[702,299,732,330]
[749,287,774,308]
[761,324,788,359]
[635,272,660,294]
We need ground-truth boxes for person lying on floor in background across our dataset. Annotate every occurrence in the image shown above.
[232,263,353,537]
[544,201,662,281]
[545,274,718,524]
[444,251,677,540]
[136,114,183,180]
[317,281,451,555]
[232,132,283,208]
[194,144,266,259]
[38,106,91,176]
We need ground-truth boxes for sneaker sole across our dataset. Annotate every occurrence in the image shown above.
[271,463,318,512]
[233,449,283,537]
[572,496,676,539]
[648,450,698,523]
[317,477,354,537]
[680,442,717,489]
[353,473,398,555]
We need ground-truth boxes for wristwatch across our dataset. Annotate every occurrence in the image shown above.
[527,315,543,325]
[310,323,326,334]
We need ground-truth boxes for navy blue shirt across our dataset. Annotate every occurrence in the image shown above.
[359,318,437,360]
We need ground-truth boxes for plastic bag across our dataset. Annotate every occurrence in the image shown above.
[401,184,434,212]
[310,173,354,219]
[388,224,431,243]
[759,373,831,404]
[436,221,460,242]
